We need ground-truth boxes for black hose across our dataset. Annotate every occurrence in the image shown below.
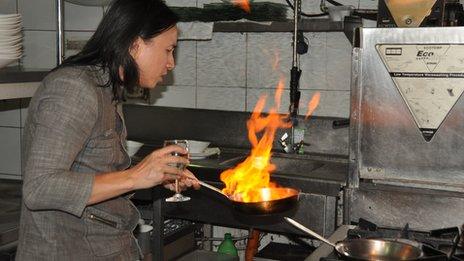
[326,0,343,6]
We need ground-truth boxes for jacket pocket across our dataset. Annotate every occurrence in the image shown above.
[87,129,116,149]
[88,213,118,228]
[84,129,116,166]
[84,208,126,257]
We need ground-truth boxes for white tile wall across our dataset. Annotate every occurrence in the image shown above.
[20,98,30,128]
[246,87,289,114]
[359,0,378,9]
[64,2,103,31]
[64,31,94,57]
[197,86,246,111]
[166,0,197,8]
[300,32,327,90]
[18,0,55,30]
[13,0,369,117]
[0,0,17,14]
[302,90,350,118]
[0,127,21,175]
[22,30,57,69]
[247,32,293,89]
[7,0,365,179]
[326,32,352,91]
[150,85,196,108]
[197,33,246,87]
[0,100,21,127]
[246,88,350,118]
[170,40,197,86]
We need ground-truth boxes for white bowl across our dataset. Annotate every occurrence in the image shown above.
[125,140,144,157]
[187,140,210,154]
[65,0,111,6]
[0,14,21,18]
[0,20,21,26]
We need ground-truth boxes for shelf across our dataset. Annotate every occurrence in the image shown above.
[0,82,40,100]
[0,67,48,84]
[0,67,47,100]
[213,19,343,32]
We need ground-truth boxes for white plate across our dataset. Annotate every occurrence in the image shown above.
[0,14,21,18]
[0,37,21,45]
[0,17,21,25]
[189,147,220,160]
[0,23,21,30]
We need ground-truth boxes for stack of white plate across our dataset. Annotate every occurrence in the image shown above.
[0,14,23,69]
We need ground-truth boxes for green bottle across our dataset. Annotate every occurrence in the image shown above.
[217,233,238,257]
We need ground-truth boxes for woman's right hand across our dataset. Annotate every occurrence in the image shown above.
[128,145,192,190]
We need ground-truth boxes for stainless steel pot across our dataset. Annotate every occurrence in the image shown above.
[285,217,423,261]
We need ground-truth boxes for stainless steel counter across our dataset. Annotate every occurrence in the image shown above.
[0,67,49,84]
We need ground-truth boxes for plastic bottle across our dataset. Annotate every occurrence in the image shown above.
[217,233,239,257]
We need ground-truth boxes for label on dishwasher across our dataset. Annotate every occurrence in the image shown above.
[376,44,464,142]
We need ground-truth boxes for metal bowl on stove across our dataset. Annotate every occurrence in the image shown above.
[285,217,423,261]
[335,238,422,260]
[229,187,300,215]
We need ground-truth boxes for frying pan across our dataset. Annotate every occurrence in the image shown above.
[285,217,423,261]
[199,181,299,215]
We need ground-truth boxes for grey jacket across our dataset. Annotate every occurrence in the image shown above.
[16,66,141,260]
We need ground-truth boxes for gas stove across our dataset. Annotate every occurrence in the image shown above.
[318,219,463,261]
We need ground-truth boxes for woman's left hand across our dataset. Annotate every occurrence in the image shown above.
[163,168,200,192]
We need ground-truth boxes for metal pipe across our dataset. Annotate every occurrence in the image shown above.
[56,0,65,65]
[292,0,300,68]
[289,0,302,150]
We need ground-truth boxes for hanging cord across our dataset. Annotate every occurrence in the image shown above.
[285,0,329,17]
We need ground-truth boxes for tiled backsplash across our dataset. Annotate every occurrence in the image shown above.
[6,0,373,118]
[0,99,28,179]
[0,0,379,178]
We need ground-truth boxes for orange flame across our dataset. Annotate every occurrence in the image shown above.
[305,92,321,120]
[232,0,251,13]
[220,79,292,202]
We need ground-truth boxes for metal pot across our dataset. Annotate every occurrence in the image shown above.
[285,217,423,261]
[200,181,299,215]
[229,187,299,215]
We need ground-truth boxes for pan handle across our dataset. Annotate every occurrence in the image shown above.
[199,180,227,197]
[284,217,337,248]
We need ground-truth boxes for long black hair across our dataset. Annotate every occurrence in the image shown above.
[60,0,178,101]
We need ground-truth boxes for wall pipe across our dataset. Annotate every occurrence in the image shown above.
[56,0,65,65]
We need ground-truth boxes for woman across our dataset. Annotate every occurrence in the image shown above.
[16,0,198,260]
